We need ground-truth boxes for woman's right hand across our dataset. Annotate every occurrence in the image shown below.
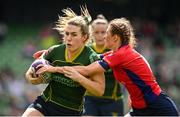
[25,67,45,85]
[33,50,47,59]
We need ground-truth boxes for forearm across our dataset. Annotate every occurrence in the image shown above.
[63,66,105,96]
[72,66,89,77]
[54,67,64,74]
[73,62,105,77]
[78,74,105,96]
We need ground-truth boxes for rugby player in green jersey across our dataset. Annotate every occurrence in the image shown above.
[23,6,105,116]
[82,14,124,116]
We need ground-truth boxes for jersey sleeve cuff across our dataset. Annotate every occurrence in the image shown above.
[98,60,110,71]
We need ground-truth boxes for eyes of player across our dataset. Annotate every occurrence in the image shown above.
[71,33,77,37]
[94,31,106,35]
[65,32,77,37]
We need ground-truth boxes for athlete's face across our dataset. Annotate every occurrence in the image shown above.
[64,24,86,53]
[104,26,115,50]
[92,24,107,46]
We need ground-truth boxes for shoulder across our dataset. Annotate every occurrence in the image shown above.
[88,44,94,50]
[84,46,100,63]
[47,44,65,53]
[84,45,95,53]
[44,44,65,60]
[114,45,131,56]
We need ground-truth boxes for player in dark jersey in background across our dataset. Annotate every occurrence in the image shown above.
[63,18,179,116]
[82,14,124,116]
[22,6,105,116]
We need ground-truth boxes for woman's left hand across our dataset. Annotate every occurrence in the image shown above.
[63,66,82,82]
[36,64,56,75]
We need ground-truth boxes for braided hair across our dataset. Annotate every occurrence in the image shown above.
[109,18,136,48]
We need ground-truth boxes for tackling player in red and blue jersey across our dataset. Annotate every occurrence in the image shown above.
[101,45,161,109]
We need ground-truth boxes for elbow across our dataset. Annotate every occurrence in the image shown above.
[87,84,105,96]
[98,90,104,96]
[95,86,105,97]
[96,79,105,96]
[98,77,105,96]
[100,86,105,96]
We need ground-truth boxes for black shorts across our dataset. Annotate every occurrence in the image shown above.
[28,96,81,116]
[130,92,179,116]
[82,96,124,116]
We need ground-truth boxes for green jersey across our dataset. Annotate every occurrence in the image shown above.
[41,44,98,111]
[87,44,123,100]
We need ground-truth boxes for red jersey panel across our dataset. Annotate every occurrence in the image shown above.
[103,45,161,109]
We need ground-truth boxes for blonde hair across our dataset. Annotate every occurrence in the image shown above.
[91,14,108,29]
[54,6,92,42]
[109,18,136,48]
[88,14,108,45]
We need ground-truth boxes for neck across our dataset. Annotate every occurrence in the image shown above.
[66,46,84,62]
[93,43,106,53]
[95,43,105,49]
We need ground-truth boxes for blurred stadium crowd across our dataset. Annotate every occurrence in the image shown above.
[0,0,180,116]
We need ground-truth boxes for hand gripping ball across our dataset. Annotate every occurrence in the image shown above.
[31,59,51,83]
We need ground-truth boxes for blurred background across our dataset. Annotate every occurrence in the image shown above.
[0,0,180,115]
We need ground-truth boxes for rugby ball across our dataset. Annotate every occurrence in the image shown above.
[31,59,51,83]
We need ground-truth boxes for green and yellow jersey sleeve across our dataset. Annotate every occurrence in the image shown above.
[87,43,123,100]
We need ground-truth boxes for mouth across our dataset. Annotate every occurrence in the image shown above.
[97,39,104,42]
[66,43,72,47]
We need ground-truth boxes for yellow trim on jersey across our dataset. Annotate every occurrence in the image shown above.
[65,46,85,62]
[52,60,84,66]
[41,84,52,102]
[50,99,82,111]
[112,81,118,100]
[112,112,118,117]
[92,42,106,53]
[42,85,82,111]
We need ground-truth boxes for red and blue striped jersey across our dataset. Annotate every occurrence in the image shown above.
[102,45,161,109]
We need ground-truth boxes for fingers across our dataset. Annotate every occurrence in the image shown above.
[26,66,49,85]
[63,66,73,72]
[62,67,73,75]
[64,73,70,78]
[33,50,46,59]
[36,64,56,75]
[36,65,46,74]
[25,67,44,85]
[26,67,35,80]
[63,67,81,82]
[30,76,44,85]
[36,64,44,69]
